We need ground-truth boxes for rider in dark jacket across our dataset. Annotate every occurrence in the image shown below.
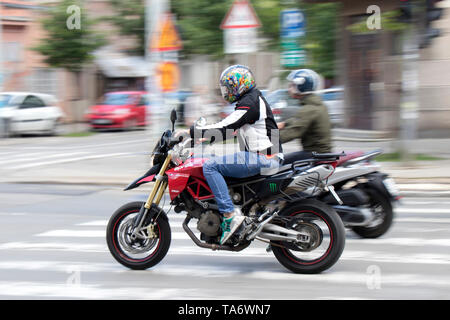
[278,69,333,154]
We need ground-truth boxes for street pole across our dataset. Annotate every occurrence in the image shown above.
[0,6,3,92]
[398,1,420,162]
[0,10,5,137]
[146,0,169,139]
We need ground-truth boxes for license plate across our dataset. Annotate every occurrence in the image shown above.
[92,119,112,125]
[383,178,400,196]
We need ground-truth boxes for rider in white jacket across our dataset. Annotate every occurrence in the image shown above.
[190,65,282,245]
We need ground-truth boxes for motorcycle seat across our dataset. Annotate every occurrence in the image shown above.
[225,151,316,184]
[336,151,365,166]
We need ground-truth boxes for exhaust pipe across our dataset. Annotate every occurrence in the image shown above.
[182,217,249,251]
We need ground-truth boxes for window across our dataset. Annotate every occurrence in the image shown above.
[102,94,132,105]
[21,96,46,108]
[138,94,148,106]
[4,42,22,62]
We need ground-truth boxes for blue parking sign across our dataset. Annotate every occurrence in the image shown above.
[280,9,305,38]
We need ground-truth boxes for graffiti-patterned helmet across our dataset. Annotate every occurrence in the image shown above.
[219,65,256,103]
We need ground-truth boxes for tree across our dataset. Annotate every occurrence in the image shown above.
[171,0,284,59]
[299,2,340,80]
[171,0,228,59]
[34,0,105,98]
[105,0,146,56]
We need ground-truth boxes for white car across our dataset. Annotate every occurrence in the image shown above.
[0,92,65,136]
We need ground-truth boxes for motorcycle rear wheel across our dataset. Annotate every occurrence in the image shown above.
[271,199,345,274]
[106,201,171,270]
[351,188,394,238]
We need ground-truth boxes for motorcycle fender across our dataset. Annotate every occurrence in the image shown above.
[363,172,393,200]
[124,164,162,191]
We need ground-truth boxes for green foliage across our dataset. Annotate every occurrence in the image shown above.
[34,0,105,72]
[298,2,340,79]
[375,152,444,162]
[172,0,284,59]
[347,10,408,34]
[171,0,229,59]
[253,0,283,50]
[105,0,146,56]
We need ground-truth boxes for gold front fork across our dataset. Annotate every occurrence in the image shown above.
[144,154,172,209]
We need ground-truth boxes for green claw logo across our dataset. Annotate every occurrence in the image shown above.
[269,183,277,193]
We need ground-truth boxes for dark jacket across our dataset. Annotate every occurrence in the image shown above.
[280,94,332,153]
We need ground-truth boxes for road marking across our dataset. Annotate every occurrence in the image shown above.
[0,152,50,164]
[395,207,450,214]
[35,230,106,238]
[0,242,106,253]
[35,229,192,239]
[3,239,450,267]
[0,152,87,166]
[0,260,450,291]
[9,153,130,170]
[396,217,450,224]
[0,281,206,299]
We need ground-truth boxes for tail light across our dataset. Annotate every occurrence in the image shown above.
[272,109,282,115]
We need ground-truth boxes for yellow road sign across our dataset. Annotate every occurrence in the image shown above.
[157,62,180,92]
[151,14,182,52]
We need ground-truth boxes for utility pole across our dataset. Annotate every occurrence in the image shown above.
[146,0,169,138]
[398,0,421,162]
[0,4,3,92]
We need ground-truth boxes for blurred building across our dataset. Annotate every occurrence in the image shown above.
[0,0,148,122]
[0,1,58,95]
[306,0,450,138]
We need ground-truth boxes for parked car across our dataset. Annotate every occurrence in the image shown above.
[320,87,345,126]
[0,92,65,136]
[85,91,148,130]
[264,87,345,126]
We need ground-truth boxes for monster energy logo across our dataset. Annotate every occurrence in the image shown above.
[269,183,277,193]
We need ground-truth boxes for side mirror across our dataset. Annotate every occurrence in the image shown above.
[170,109,177,131]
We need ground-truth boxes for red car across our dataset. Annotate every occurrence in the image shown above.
[85,91,148,130]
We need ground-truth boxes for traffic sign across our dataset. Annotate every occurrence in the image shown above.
[156,61,180,92]
[221,1,261,54]
[151,13,182,52]
[281,50,306,67]
[280,9,305,38]
[220,0,261,29]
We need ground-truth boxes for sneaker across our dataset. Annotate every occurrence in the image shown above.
[220,215,245,245]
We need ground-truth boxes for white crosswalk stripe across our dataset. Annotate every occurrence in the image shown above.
[0,148,134,170]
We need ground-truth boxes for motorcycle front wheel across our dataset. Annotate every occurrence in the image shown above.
[106,201,171,270]
[271,199,345,274]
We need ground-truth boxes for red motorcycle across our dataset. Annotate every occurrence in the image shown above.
[106,110,346,274]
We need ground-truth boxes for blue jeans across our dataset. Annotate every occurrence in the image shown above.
[202,151,280,214]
